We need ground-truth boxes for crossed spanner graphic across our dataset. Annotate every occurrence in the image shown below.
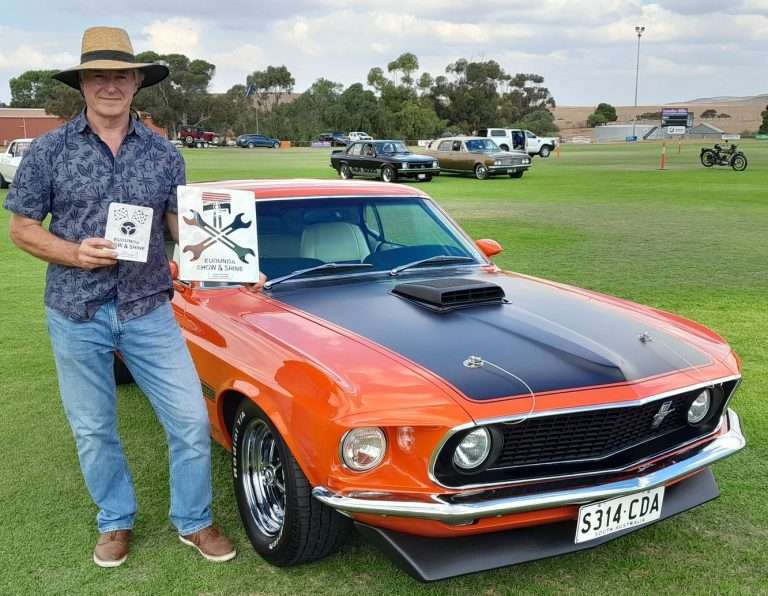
[182,210,255,263]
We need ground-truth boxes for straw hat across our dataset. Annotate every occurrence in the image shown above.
[52,26,169,90]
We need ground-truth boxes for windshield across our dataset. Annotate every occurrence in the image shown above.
[465,139,500,152]
[375,141,409,154]
[255,197,482,282]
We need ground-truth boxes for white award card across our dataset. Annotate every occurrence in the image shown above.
[177,185,259,283]
[105,202,153,263]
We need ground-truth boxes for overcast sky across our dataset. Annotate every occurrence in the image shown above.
[2,0,766,107]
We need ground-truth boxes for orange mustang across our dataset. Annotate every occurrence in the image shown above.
[156,179,744,581]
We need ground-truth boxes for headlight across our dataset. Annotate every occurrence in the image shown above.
[401,162,409,169]
[453,428,491,470]
[432,160,439,168]
[688,389,711,424]
[494,159,502,166]
[523,158,530,164]
[341,427,387,471]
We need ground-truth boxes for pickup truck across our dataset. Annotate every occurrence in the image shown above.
[477,128,559,158]
[179,127,220,148]
[0,138,33,188]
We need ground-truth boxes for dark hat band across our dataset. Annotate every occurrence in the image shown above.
[80,50,136,63]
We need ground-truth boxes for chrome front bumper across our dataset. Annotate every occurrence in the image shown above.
[312,409,745,523]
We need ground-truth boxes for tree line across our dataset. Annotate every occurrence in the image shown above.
[7,52,558,140]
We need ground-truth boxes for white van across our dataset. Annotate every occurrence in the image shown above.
[477,128,559,158]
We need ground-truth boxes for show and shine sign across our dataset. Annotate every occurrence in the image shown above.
[177,186,259,282]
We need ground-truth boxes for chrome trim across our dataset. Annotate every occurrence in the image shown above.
[427,374,741,489]
[312,409,745,523]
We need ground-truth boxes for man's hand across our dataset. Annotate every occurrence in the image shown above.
[76,238,118,270]
[244,272,268,293]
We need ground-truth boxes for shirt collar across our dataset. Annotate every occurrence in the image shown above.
[74,109,149,139]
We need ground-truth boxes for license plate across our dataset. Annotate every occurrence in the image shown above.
[575,487,664,544]
[417,173,426,179]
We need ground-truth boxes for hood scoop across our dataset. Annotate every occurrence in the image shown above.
[392,278,506,312]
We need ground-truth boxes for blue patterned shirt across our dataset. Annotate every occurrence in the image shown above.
[4,111,184,321]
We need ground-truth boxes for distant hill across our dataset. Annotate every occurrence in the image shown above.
[673,94,768,105]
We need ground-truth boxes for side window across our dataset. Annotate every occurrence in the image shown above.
[452,141,461,151]
[347,143,362,156]
[491,130,506,137]
[525,131,536,138]
[363,204,382,239]
[8,143,16,157]
[363,143,375,157]
[437,140,451,151]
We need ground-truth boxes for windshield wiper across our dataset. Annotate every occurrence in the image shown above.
[264,262,373,289]
[389,255,475,276]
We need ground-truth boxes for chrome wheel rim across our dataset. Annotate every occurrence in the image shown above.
[241,419,286,537]
[341,165,351,179]
[382,168,394,182]
[475,165,488,179]
[540,147,550,157]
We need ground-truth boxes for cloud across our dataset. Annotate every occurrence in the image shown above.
[141,17,203,55]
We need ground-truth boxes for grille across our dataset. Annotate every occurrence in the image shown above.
[433,381,735,487]
[493,392,694,468]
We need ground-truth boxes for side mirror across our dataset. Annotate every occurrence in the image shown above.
[475,239,503,257]
[169,260,179,280]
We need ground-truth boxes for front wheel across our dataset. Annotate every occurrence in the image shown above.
[509,170,524,179]
[474,163,489,180]
[339,163,353,180]
[700,150,716,167]
[730,153,748,171]
[272,141,280,149]
[248,143,255,149]
[381,165,395,183]
[539,145,552,158]
[232,401,350,566]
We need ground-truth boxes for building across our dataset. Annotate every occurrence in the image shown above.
[1,107,168,146]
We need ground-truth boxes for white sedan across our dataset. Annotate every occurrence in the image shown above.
[0,138,33,188]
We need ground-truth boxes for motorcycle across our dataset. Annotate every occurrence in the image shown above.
[700,143,748,171]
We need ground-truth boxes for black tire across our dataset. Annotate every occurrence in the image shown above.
[185,135,194,146]
[248,142,255,149]
[0,173,8,189]
[202,142,209,148]
[539,145,552,158]
[381,165,396,183]
[700,150,716,167]
[113,354,134,385]
[339,163,353,180]
[423,174,433,182]
[730,154,747,172]
[509,170,524,179]
[232,401,350,566]
[272,141,280,149]
[474,163,489,180]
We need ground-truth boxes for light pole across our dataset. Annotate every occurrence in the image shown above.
[632,25,645,140]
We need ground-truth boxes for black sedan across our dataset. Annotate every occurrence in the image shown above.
[237,133,281,149]
[330,140,440,183]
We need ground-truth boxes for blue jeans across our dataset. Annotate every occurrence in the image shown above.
[46,300,213,535]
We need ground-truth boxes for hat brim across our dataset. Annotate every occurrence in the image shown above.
[52,61,169,90]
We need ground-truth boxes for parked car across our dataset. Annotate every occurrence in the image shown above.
[125,178,745,581]
[477,128,559,158]
[348,131,373,141]
[237,133,281,149]
[317,131,349,147]
[330,140,440,182]
[423,136,531,179]
[0,138,32,188]
[179,127,220,148]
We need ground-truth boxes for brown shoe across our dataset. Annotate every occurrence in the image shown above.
[93,529,131,568]
[179,525,236,562]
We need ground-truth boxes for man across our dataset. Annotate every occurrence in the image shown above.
[4,27,240,568]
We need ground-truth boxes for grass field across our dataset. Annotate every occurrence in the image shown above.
[1,141,766,595]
